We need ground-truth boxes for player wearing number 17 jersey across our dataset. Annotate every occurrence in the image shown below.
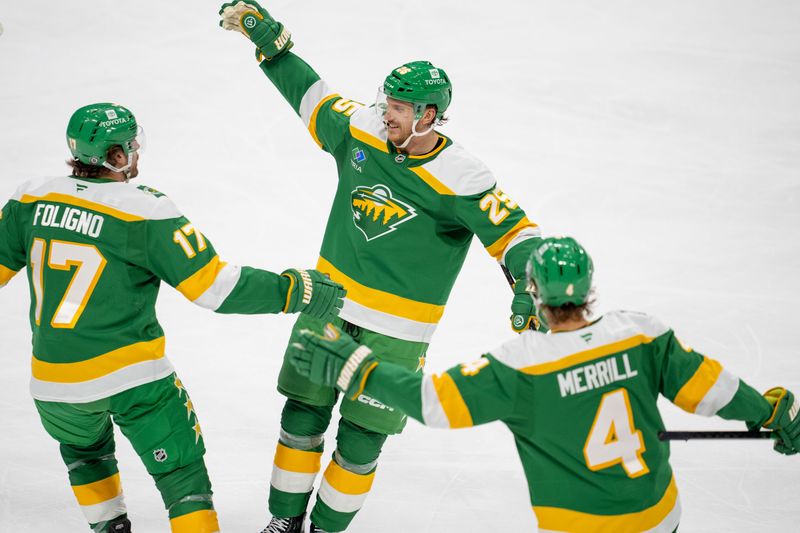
[0,103,344,533]
[288,236,800,532]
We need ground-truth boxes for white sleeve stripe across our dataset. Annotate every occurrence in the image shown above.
[420,375,450,428]
[193,263,242,311]
[299,79,336,127]
[500,228,542,265]
[695,369,740,417]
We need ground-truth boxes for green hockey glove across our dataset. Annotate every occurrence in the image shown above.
[754,387,800,455]
[281,269,345,322]
[218,0,293,61]
[288,324,379,399]
[510,279,545,333]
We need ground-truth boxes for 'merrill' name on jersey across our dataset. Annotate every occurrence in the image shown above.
[33,203,104,238]
[557,353,638,397]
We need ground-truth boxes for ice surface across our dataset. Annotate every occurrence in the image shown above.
[1,1,799,531]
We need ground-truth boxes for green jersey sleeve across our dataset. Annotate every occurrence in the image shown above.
[0,199,25,287]
[655,328,771,425]
[260,52,364,155]
[365,354,517,429]
[136,201,288,315]
[453,185,541,280]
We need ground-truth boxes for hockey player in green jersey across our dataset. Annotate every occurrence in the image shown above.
[0,103,346,533]
[287,236,800,533]
[218,2,545,531]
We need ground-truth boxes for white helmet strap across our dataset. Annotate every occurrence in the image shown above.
[394,118,436,150]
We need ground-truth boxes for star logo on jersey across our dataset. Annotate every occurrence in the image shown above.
[350,184,417,241]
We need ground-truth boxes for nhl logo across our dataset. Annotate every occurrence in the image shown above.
[394,154,406,163]
[153,448,168,463]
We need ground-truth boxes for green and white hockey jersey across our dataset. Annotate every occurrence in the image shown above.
[260,53,541,342]
[0,176,290,403]
[362,310,773,532]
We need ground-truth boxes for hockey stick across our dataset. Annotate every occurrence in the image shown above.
[659,430,774,441]
[501,264,537,331]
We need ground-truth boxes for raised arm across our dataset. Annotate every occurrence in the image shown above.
[219,1,359,155]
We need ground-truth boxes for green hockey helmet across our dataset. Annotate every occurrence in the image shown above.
[66,103,141,167]
[381,60,452,120]
[526,237,594,307]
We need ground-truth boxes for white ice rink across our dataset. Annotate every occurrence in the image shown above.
[1,1,799,531]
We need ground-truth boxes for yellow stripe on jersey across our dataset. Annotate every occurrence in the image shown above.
[409,166,456,195]
[323,460,375,495]
[485,217,538,260]
[534,476,678,532]
[317,257,445,324]
[20,193,144,222]
[521,334,656,376]
[432,372,473,428]
[71,473,122,506]
[349,125,390,153]
[169,509,220,533]
[674,356,723,413]
[407,135,448,159]
[0,263,18,285]
[274,443,322,474]
[32,337,166,383]
[309,94,341,148]
[176,255,227,302]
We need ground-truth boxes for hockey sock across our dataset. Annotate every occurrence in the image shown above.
[152,458,218,532]
[269,399,332,518]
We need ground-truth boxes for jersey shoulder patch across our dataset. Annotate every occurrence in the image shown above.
[416,142,496,196]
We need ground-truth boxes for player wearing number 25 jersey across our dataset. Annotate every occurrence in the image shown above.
[0,103,344,533]
[288,237,800,532]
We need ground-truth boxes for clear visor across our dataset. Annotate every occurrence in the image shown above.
[375,86,389,117]
[124,126,146,155]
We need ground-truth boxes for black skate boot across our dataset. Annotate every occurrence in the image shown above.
[106,516,132,533]
[260,513,304,533]
[310,524,333,533]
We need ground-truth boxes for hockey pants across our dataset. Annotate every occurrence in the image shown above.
[35,374,220,532]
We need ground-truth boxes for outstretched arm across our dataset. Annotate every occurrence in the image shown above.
[657,328,799,454]
[286,324,517,428]
[0,199,26,288]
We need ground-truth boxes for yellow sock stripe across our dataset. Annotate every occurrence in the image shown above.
[32,337,165,383]
[176,256,227,302]
[72,473,122,506]
[323,460,376,495]
[534,476,678,532]
[317,256,445,324]
[431,372,473,428]
[348,361,379,400]
[674,356,723,413]
[20,193,144,222]
[308,94,341,148]
[0,263,18,285]
[169,509,220,533]
[485,217,538,260]
[521,334,655,376]
[408,166,455,195]
[349,125,389,153]
[274,443,322,474]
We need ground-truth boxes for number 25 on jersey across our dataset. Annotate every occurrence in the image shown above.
[30,239,107,328]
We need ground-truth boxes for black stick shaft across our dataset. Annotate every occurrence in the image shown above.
[659,430,773,441]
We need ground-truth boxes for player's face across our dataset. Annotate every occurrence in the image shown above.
[383,97,416,144]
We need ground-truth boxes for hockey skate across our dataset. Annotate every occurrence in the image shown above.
[309,524,333,533]
[260,513,304,533]
[106,516,132,532]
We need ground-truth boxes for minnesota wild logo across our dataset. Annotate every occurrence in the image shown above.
[351,184,417,241]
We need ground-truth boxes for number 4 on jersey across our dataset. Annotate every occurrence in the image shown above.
[583,388,650,478]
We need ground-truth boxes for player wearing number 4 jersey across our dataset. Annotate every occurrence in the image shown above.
[218,2,545,531]
[0,103,345,533]
[289,236,800,533]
